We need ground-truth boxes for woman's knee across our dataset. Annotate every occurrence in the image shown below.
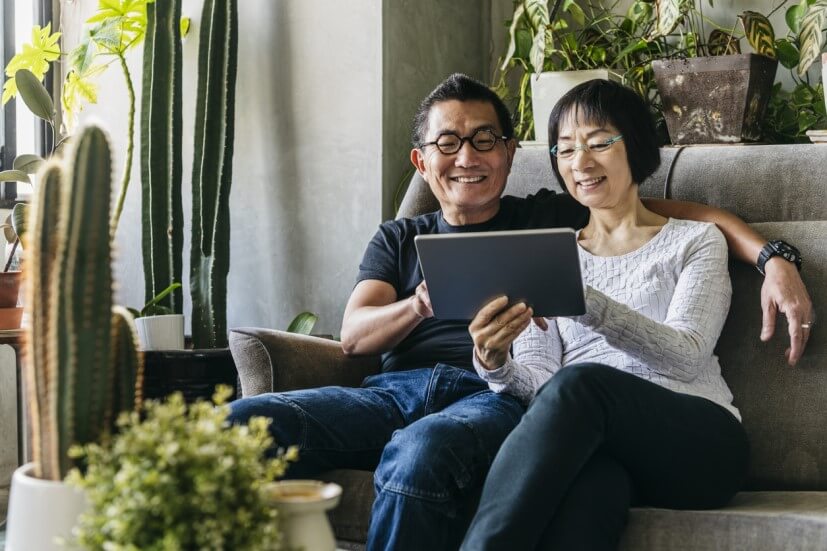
[534,362,617,403]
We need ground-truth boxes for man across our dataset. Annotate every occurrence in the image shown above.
[230,73,813,551]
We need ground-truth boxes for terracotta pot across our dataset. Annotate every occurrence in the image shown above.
[0,270,22,308]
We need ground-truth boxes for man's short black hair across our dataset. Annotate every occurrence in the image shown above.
[412,73,514,148]
[547,79,660,189]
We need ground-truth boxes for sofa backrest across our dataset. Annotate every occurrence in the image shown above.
[399,144,827,491]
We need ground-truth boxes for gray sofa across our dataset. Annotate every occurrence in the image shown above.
[230,144,827,550]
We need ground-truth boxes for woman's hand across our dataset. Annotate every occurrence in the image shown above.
[469,296,533,371]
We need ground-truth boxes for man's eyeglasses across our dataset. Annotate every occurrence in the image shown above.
[550,135,624,160]
[421,129,508,155]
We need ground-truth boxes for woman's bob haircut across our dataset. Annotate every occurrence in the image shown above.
[547,79,661,190]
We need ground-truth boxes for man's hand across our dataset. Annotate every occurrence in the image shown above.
[469,296,533,371]
[761,257,814,366]
[411,281,434,320]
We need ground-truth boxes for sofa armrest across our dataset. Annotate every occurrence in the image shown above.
[229,328,381,397]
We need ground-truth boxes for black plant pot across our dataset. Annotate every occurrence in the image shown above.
[142,348,238,403]
[653,53,778,145]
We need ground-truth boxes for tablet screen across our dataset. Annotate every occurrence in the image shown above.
[415,228,585,320]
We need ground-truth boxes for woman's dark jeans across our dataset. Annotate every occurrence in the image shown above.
[461,363,750,551]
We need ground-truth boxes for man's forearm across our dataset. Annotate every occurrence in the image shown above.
[644,198,763,264]
[340,296,423,356]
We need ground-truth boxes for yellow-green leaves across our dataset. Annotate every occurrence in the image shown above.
[180,16,191,38]
[2,23,61,104]
[740,11,776,59]
[797,0,827,77]
[87,0,153,52]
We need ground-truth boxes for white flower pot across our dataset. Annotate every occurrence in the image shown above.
[6,463,87,550]
[530,69,621,143]
[264,480,342,551]
[134,314,185,351]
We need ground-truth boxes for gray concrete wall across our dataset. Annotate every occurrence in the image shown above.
[382,0,492,219]
[61,0,383,336]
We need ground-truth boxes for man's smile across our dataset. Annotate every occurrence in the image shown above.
[450,175,486,184]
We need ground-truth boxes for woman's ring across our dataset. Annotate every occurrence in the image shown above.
[802,322,813,329]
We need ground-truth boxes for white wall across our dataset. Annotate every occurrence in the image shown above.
[59,1,496,337]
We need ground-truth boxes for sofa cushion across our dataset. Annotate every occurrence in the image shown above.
[620,491,827,551]
[718,222,827,491]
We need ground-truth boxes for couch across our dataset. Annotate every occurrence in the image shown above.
[230,144,827,550]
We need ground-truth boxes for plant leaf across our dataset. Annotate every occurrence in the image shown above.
[1,23,61,104]
[180,16,191,38]
[650,0,687,40]
[141,282,182,316]
[0,170,31,184]
[797,0,827,76]
[287,312,318,335]
[786,4,806,34]
[708,29,741,56]
[11,203,28,242]
[530,23,547,72]
[740,11,776,59]
[775,38,800,68]
[13,154,45,174]
[15,68,55,123]
[524,0,550,31]
[501,3,526,71]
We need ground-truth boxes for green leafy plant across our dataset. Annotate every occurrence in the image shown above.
[762,81,826,142]
[496,0,669,139]
[1,0,156,234]
[127,282,183,318]
[67,386,298,550]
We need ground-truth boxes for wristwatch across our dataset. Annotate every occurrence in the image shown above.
[756,240,802,276]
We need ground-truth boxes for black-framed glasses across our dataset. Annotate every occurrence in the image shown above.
[550,135,624,160]
[421,129,508,155]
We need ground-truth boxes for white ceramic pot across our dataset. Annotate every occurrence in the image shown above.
[823,53,827,115]
[134,314,185,351]
[264,480,342,551]
[6,463,87,550]
[530,69,621,143]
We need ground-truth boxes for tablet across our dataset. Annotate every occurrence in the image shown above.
[414,228,585,320]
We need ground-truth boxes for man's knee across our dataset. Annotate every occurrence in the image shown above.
[374,414,488,502]
[228,393,304,447]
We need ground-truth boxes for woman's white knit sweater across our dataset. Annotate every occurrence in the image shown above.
[474,218,740,420]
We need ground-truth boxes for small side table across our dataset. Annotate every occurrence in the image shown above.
[0,330,26,466]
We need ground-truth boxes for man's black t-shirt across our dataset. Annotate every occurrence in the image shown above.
[356,189,589,373]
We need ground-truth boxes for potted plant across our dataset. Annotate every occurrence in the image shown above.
[648,2,781,144]
[5,125,143,550]
[497,0,669,142]
[130,282,185,350]
[67,386,297,550]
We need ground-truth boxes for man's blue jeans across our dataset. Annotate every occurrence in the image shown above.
[228,364,525,551]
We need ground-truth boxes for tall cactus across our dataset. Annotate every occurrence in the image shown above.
[23,126,143,481]
[140,0,183,313]
[190,0,238,349]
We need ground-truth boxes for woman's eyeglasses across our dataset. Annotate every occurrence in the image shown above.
[550,135,624,160]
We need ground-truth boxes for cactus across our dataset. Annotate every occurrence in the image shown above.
[190,0,238,349]
[140,0,184,314]
[23,125,143,481]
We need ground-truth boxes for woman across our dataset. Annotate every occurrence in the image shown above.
[459,79,749,551]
